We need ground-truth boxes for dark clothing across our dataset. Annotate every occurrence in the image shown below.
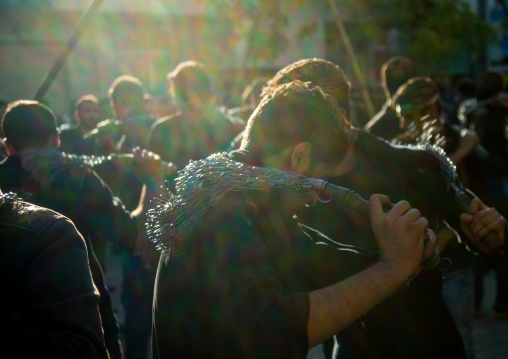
[59,123,94,155]
[147,105,244,169]
[297,130,470,358]
[0,195,109,358]
[0,153,137,358]
[467,104,508,203]
[364,101,403,140]
[152,152,378,359]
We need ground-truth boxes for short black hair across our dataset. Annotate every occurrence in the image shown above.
[263,58,351,116]
[242,81,354,164]
[2,100,58,151]
[108,75,145,109]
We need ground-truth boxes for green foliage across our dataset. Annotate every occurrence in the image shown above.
[342,0,496,73]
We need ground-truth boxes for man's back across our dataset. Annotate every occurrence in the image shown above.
[0,194,109,358]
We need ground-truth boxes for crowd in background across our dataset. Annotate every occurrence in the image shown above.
[1,56,508,359]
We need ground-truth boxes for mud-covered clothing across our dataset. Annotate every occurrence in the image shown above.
[0,195,109,358]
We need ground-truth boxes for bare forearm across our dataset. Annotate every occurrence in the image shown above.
[307,261,409,348]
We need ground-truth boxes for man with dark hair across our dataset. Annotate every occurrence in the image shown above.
[85,75,154,155]
[0,100,164,359]
[148,60,244,169]
[465,71,508,320]
[59,94,101,155]
[364,56,417,139]
[151,80,437,359]
[259,58,505,359]
[0,190,109,358]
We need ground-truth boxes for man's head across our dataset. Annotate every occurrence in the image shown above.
[476,71,504,102]
[2,100,59,153]
[108,75,146,119]
[381,56,417,100]
[263,58,351,116]
[241,81,354,178]
[392,76,441,130]
[74,94,100,132]
[167,60,213,108]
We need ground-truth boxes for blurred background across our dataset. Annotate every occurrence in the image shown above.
[0,0,507,126]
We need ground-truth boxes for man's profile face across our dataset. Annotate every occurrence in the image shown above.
[77,101,100,131]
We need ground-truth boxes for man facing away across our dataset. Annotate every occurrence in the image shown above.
[150,81,437,358]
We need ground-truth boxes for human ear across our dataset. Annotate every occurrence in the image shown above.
[290,142,312,174]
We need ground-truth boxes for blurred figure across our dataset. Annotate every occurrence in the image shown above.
[59,95,101,155]
[364,56,417,139]
[148,60,244,168]
[85,75,154,155]
[391,76,496,358]
[466,71,508,319]
[229,77,269,121]
[0,190,109,358]
[0,100,164,359]
[453,77,476,127]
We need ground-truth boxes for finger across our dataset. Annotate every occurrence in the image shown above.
[369,194,392,219]
[413,216,429,231]
[471,210,500,235]
[389,200,412,216]
[477,217,505,238]
[402,208,422,222]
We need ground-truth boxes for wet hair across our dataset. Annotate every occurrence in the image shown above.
[167,60,213,105]
[263,58,351,116]
[241,80,355,163]
[2,100,58,151]
[108,75,145,109]
[381,56,417,97]
[476,71,504,101]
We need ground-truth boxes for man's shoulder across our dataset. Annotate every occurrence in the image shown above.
[0,194,68,235]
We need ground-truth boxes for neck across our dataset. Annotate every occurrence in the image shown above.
[333,143,357,177]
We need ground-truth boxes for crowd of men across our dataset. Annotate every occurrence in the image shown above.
[1,57,507,359]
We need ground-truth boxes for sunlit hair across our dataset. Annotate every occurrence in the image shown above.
[241,77,269,107]
[241,81,355,164]
[392,76,440,112]
[74,94,99,111]
[2,100,57,151]
[262,58,351,115]
[381,56,416,97]
[108,75,145,109]
[476,71,504,101]
[167,60,213,105]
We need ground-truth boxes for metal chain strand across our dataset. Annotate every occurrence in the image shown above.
[146,152,318,255]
